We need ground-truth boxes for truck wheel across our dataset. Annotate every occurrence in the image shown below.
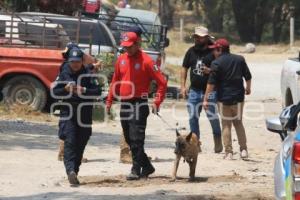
[3,75,47,111]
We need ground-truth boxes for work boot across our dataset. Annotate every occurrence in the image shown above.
[141,163,155,178]
[68,171,80,186]
[213,135,223,153]
[126,172,140,181]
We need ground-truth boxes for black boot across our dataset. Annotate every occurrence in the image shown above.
[141,162,155,178]
[68,171,80,186]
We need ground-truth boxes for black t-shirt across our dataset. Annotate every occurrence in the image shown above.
[208,53,252,104]
[182,46,214,91]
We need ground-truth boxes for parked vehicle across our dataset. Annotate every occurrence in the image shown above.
[266,101,300,200]
[0,12,116,110]
[281,52,300,107]
[21,12,117,56]
[94,8,169,70]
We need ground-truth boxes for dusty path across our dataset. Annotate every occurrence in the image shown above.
[0,53,288,200]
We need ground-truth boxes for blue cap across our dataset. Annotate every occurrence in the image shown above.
[68,48,83,62]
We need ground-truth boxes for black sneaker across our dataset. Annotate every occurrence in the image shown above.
[141,164,155,178]
[68,171,80,186]
[126,172,140,181]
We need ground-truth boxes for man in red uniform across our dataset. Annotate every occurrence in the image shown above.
[106,32,167,180]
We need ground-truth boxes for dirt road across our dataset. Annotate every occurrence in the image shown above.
[0,53,289,200]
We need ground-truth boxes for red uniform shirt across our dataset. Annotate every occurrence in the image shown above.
[106,50,167,108]
[83,0,101,13]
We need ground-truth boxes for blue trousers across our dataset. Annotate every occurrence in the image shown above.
[187,88,221,139]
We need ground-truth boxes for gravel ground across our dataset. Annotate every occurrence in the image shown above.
[0,52,289,200]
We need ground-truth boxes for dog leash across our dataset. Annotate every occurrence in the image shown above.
[156,112,185,131]
[156,112,174,129]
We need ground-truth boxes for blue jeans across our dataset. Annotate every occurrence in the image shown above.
[187,88,221,139]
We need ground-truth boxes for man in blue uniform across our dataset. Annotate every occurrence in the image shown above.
[52,48,101,186]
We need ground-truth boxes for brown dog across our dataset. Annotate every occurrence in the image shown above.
[171,130,200,182]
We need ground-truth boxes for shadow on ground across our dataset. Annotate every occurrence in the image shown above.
[0,191,273,200]
[0,120,175,151]
[0,120,120,151]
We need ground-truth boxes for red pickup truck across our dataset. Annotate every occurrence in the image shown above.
[0,12,116,110]
[0,47,62,110]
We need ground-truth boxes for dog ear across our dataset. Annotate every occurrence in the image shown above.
[186,132,193,142]
[176,129,180,137]
[175,122,181,136]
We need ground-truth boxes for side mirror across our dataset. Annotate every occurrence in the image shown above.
[280,104,298,131]
[266,117,287,141]
[164,38,170,48]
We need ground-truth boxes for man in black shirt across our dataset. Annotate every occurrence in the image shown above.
[203,38,252,160]
[181,26,222,153]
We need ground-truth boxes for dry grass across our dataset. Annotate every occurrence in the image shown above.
[0,103,55,122]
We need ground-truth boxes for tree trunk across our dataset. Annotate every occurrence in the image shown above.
[202,0,225,33]
[254,0,270,43]
[232,0,257,42]
[159,0,175,28]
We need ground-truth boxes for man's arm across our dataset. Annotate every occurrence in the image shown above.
[148,62,168,114]
[106,61,120,113]
[181,50,191,99]
[245,79,251,95]
[181,67,188,98]
[203,84,215,110]
[241,57,252,95]
[203,60,219,110]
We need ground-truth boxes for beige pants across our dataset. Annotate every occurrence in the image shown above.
[218,102,247,154]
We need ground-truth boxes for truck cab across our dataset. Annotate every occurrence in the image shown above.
[281,52,300,107]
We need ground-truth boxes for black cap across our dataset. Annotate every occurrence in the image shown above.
[128,26,143,37]
[68,48,83,62]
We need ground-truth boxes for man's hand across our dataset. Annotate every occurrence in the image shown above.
[152,104,159,115]
[203,100,209,111]
[203,66,211,74]
[245,87,251,95]
[180,86,188,99]
[64,82,75,93]
[93,60,103,71]
[74,86,86,95]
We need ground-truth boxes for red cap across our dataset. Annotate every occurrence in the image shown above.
[209,38,230,49]
[121,32,138,47]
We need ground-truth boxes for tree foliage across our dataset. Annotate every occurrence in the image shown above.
[1,0,300,43]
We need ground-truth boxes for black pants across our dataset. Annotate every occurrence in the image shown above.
[120,99,151,174]
[59,119,91,175]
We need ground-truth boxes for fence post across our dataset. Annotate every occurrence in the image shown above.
[290,5,295,48]
[180,17,184,42]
